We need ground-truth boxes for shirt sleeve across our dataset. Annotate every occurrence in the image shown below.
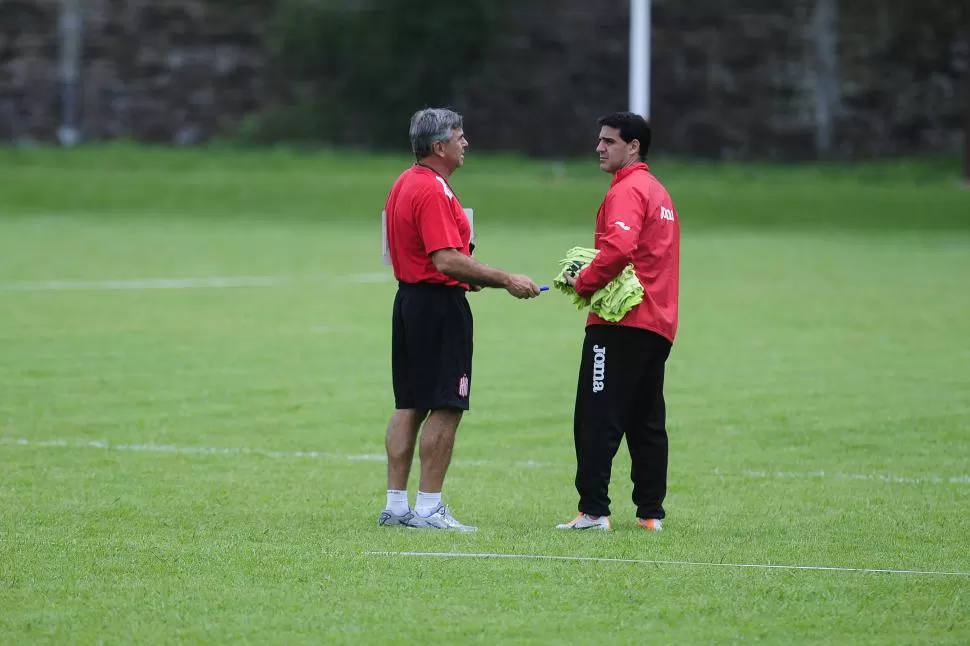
[416,186,463,255]
[574,187,646,298]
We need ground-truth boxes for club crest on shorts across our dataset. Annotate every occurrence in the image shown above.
[457,374,470,398]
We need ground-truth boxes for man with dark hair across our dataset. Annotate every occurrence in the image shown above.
[379,108,541,532]
[557,111,681,532]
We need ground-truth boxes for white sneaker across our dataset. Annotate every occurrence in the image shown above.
[408,504,477,532]
[556,513,613,531]
[377,508,414,527]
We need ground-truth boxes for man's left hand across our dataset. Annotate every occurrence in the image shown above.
[564,260,585,288]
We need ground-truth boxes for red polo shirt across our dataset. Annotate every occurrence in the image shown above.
[385,164,472,288]
[574,162,680,342]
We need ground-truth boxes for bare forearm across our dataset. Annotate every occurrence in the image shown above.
[435,253,509,288]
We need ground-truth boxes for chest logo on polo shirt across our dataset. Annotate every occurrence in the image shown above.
[435,176,455,199]
[660,206,675,221]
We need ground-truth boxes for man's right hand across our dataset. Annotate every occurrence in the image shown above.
[504,274,541,299]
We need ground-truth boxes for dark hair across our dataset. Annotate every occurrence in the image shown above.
[597,112,651,161]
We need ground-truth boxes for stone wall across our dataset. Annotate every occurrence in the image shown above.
[0,0,268,144]
[0,0,966,159]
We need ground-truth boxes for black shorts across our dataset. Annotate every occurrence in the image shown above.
[392,282,473,411]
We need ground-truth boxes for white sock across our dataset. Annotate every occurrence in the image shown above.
[386,489,410,515]
[415,491,442,517]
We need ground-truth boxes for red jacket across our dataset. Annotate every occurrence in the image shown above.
[574,162,680,342]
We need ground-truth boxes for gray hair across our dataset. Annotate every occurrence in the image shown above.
[409,108,463,160]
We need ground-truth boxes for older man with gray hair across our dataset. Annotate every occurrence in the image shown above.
[378,108,540,531]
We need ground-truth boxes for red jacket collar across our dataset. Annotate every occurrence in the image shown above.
[611,161,649,186]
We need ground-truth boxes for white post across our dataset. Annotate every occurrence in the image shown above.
[57,0,82,146]
[810,0,839,158]
[629,0,651,119]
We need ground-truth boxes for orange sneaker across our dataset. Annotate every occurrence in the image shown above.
[556,513,613,531]
[637,517,663,532]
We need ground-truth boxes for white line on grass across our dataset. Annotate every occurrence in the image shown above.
[0,273,390,291]
[0,437,382,461]
[0,437,543,469]
[364,551,970,578]
[721,468,970,486]
[2,437,967,485]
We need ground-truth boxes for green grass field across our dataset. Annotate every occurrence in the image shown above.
[2,146,969,644]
